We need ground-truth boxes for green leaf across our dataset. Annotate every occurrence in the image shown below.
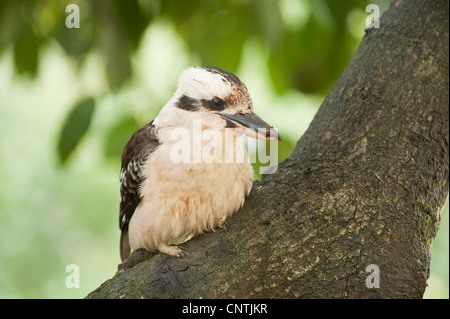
[57,97,96,165]
[13,27,41,75]
[112,0,149,49]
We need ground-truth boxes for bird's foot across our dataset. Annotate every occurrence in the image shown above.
[159,244,189,257]
[218,218,228,231]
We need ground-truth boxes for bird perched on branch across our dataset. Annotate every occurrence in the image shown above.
[119,66,281,261]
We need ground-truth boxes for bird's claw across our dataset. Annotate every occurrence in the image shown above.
[178,248,189,257]
[218,219,228,231]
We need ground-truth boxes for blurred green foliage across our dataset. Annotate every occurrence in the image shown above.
[0,0,447,299]
[57,97,95,164]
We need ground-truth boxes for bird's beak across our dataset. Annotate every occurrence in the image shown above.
[219,112,282,141]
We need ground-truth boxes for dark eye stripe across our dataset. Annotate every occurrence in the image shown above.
[200,97,226,111]
[176,95,198,111]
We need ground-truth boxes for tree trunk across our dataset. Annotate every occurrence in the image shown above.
[87,0,449,299]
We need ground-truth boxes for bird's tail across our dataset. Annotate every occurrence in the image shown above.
[120,230,131,261]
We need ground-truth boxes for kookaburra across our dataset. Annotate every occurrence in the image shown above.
[119,66,281,261]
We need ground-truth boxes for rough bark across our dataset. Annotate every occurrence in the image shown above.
[87,0,449,299]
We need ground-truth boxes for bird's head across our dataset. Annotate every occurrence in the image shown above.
[155,66,281,141]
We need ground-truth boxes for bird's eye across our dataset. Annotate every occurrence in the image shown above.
[212,97,224,108]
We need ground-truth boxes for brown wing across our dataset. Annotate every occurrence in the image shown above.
[119,121,160,261]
